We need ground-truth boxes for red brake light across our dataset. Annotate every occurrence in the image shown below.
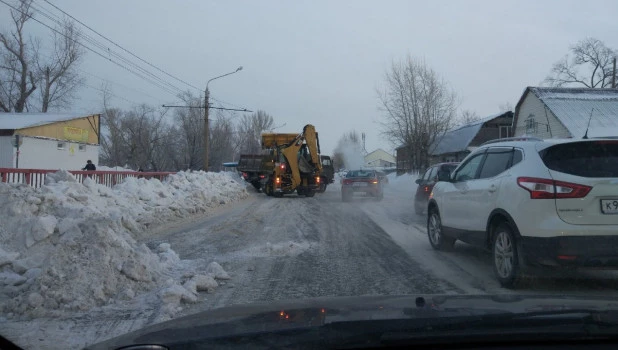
[280,164,285,170]
[424,186,430,192]
[275,177,281,184]
[343,179,351,185]
[316,176,320,183]
[517,177,592,199]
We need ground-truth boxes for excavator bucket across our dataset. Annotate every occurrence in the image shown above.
[261,133,299,149]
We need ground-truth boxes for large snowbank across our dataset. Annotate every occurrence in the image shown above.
[0,171,248,320]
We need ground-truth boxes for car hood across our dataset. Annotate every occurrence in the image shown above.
[87,294,618,349]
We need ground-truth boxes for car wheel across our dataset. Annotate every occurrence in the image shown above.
[427,209,455,251]
[492,223,521,288]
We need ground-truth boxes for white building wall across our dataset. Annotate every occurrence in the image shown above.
[0,136,14,168]
[514,94,570,139]
[17,137,99,170]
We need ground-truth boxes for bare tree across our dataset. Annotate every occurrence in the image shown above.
[378,56,458,172]
[35,19,84,112]
[0,0,83,112]
[237,110,274,154]
[172,91,204,170]
[458,109,481,126]
[209,111,235,171]
[545,38,617,88]
[0,0,36,112]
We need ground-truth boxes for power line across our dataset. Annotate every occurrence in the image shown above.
[40,0,202,92]
[28,1,186,96]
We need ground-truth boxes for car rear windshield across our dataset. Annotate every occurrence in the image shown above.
[346,170,375,178]
[540,140,618,177]
[442,164,458,172]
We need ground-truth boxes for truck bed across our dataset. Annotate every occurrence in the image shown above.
[237,154,265,172]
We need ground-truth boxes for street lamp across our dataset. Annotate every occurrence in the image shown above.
[204,66,243,171]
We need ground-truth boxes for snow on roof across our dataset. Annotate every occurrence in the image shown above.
[0,113,95,130]
[430,112,507,156]
[530,87,618,138]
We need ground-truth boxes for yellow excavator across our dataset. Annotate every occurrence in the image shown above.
[261,124,323,197]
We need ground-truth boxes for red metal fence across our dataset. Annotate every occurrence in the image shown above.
[0,168,176,188]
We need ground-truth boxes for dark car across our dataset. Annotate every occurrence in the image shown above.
[341,169,384,202]
[414,162,459,215]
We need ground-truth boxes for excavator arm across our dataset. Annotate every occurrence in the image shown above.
[261,124,322,190]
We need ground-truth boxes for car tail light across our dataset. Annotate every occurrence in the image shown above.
[343,179,351,185]
[371,179,378,184]
[259,175,265,179]
[516,177,592,199]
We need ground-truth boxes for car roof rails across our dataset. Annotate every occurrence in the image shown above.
[480,137,544,146]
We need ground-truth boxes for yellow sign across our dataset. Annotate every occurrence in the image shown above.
[64,127,89,142]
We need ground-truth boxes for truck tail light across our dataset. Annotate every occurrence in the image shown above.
[275,177,281,184]
[316,176,320,183]
[517,177,592,199]
[280,163,286,170]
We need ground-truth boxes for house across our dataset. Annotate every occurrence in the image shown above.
[513,87,618,139]
[429,111,514,164]
[0,113,100,170]
[364,148,395,168]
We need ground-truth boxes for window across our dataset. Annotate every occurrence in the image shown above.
[525,115,537,134]
[427,167,438,182]
[478,148,513,179]
[454,153,485,182]
[512,149,523,166]
[79,144,86,152]
[499,125,512,138]
[322,158,331,166]
[57,142,65,150]
[421,167,433,182]
[540,141,618,178]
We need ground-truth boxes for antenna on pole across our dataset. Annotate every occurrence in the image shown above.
[583,108,594,139]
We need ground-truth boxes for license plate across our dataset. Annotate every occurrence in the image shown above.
[353,182,367,187]
[601,199,618,214]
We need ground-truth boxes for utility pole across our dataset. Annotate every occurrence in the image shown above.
[204,87,210,171]
[161,66,249,171]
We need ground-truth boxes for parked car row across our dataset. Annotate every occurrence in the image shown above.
[415,137,618,288]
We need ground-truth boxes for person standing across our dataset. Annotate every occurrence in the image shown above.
[82,160,96,171]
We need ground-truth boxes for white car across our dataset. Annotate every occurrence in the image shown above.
[427,137,618,288]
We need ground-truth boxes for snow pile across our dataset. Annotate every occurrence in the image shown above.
[0,170,247,319]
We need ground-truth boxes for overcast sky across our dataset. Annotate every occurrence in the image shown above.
[2,0,618,154]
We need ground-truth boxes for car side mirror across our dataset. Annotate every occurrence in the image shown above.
[437,170,451,182]
[415,179,422,184]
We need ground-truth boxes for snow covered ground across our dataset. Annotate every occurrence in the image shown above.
[0,170,249,349]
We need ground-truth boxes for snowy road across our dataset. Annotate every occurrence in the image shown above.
[144,176,618,321]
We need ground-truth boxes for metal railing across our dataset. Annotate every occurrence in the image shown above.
[0,168,176,189]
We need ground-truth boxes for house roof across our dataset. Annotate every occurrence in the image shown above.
[430,112,507,156]
[514,87,618,138]
[0,113,96,130]
[364,148,396,163]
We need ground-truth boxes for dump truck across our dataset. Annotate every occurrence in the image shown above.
[237,153,270,190]
[317,155,335,193]
[261,124,323,197]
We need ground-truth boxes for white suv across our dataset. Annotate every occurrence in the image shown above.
[426,137,618,288]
